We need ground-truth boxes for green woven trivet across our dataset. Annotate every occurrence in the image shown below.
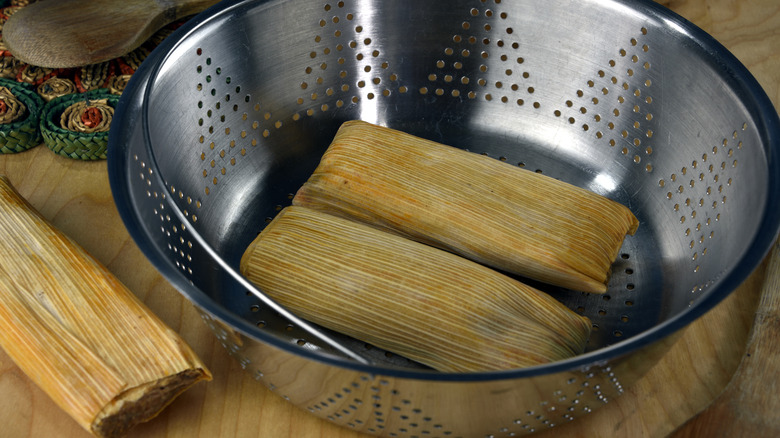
[40,89,119,160]
[0,77,44,154]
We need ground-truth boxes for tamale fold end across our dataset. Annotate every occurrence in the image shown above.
[0,175,211,438]
[94,368,211,438]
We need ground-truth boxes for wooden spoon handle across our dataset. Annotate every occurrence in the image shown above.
[671,241,780,437]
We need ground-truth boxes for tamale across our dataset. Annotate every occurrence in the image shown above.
[240,206,592,372]
[0,175,211,438]
[293,120,639,293]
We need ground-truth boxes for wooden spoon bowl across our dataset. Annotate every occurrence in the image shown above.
[2,0,221,68]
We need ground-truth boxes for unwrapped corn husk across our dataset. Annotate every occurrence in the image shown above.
[293,120,639,293]
[240,206,592,372]
[0,176,211,438]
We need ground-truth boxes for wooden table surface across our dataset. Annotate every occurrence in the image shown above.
[0,0,778,437]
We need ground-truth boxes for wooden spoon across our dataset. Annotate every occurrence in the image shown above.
[2,0,221,68]
[671,241,780,437]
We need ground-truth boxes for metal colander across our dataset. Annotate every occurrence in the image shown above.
[107,0,780,436]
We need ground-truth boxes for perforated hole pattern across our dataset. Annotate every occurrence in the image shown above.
[168,0,751,345]
[123,0,764,436]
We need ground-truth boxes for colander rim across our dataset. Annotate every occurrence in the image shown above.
[108,0,780,381]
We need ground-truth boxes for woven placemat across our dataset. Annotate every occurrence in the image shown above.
[0,77,43,154]
[40,89,119,160]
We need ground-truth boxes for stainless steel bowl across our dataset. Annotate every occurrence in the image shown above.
[107,0,780,436]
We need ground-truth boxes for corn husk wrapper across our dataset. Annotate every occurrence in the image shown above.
[293,120,639,293]
[0,176,211,438]
[240,206,592,373]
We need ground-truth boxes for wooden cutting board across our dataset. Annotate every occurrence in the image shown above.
[0,0,777,436]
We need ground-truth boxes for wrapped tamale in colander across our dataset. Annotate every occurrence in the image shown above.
[240,205,592,372]
[294,120,639,293]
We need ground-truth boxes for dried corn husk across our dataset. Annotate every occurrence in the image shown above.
[0,176,211,438]
[294,120,639,293]
[240,206,592,372]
